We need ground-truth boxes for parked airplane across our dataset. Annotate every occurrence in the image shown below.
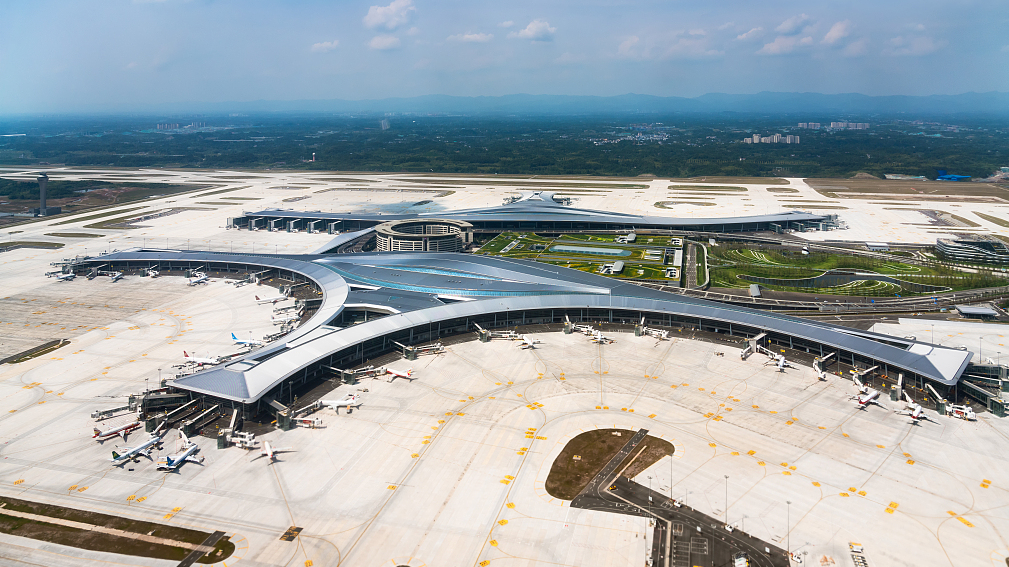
[850,377,884,409]
[255,293,288,304]
[188,272,209,286]
[272,313,299,324]
[147,268,160,278]
[895,391,932,424]
[232,333,264,348]
[56,273,76,281]
[254,441,295,464]
[183,351,220,366]
[111,432,163,465]
[518,335,542,349]
[109,272,124,282]
[319,394,362,414]
[156,432,204,471]
[385,367,413,381]
[764,354,791,372]
[590,330,614,344]
[93,420,141,442]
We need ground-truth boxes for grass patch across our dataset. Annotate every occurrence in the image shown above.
[973,211,1009,228]
[221,196,262,200]
[44,232,105,238]
[52,206,146,226]
[655,201,717,208]
[193,186,246,197]
[668,185,746,191]
[670,176,789,185]
[0,241,65,250]
[545,429,674,500]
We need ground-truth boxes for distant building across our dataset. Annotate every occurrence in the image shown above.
[742,133,798,144]
[865,242,890,252]
[936,236,1009,265]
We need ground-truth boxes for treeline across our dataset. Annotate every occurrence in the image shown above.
[0,178,115,201]
[1,115,1007,178]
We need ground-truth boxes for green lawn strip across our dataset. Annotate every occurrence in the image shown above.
[44,232,105,238]
[974,211,1009,228]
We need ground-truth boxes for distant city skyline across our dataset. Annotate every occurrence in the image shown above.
[1,0,1006,113]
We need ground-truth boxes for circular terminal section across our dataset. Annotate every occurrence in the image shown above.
[375,218,473,252]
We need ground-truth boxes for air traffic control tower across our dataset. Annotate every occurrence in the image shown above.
[32,173,61,217]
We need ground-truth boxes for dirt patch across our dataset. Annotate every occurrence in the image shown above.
[197,536,236,564]
[0,496,217,562]
[0,497,209,545]
[545,428,674,500]
[44,232,105,238]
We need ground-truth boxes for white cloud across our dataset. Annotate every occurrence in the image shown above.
[689,28,705,36]
[617,33,721,60]
[499,21,514,28]
[617,36,640,57]
[887,35,944,56]
[775,14,811,35]
[363,0,415,31]
[508,19,556,41]
[406,27,420,36]
[310,40,340,53]
[736,27,762,41]
[447,32,493,43]
[369,35,401,50]
[758,35,811,55]
[718,21,735,31]
[843,38,868,56]
[822,20,851,45]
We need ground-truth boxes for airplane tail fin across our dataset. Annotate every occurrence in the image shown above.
[183,350,190,358]
[408,369,413,376]
[255,295,260,300]
[93,428,101,437]
[231,333,238,340]
[112,451,120,459]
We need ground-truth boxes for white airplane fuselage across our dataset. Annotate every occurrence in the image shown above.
[93,421,140,441]
[111,435,162,464]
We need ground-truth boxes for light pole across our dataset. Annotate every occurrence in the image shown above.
[724,475,729,522]
[931,324,934,344]
[786,500,792,563]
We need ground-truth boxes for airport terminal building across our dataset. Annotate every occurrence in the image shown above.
[231,191,838,240]
[80,247,972,420]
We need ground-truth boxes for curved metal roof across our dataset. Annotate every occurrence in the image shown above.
[87,249,970,403]
[244,195,827,229]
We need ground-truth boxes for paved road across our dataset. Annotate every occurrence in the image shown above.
[571,429,789,567]
[684,244,698,289]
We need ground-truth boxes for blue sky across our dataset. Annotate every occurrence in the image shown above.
[1,0,1007,112]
